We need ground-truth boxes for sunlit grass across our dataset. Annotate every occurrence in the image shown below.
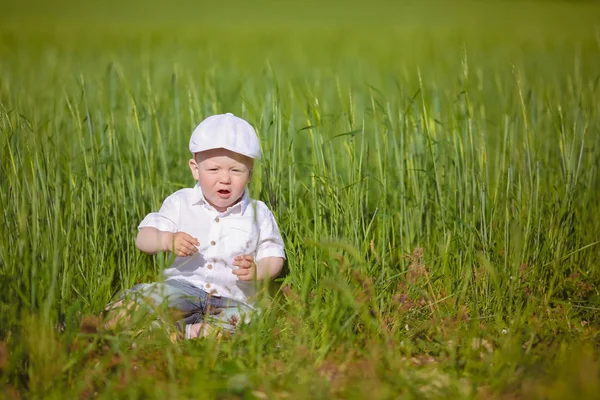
[1,0,600,398]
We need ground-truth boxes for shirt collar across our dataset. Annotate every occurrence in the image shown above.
[191,183,250,215]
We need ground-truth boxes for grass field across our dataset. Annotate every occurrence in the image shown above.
[1,0,600,398]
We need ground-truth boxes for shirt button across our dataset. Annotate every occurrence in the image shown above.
[215,217,220,223]
[211,240,216,246]
[205,283,211,289]
[207,264,213,270]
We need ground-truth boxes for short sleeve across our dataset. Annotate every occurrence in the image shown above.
[138,193,180,233]
[255,210,286,262]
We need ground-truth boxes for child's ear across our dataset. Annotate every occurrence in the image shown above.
[248,169,252,183]
[189,158,200,181]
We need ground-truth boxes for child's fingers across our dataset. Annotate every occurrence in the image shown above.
[188,236,200,247]
[176,246,193,257]
[181,233,200,247]
[175,249,187,257]
[176,240,198,257]
[181,242,198,253]
[176,232,199,245]
[184,238,199,252]
[233,255,254,268]
[233,260,252,269]
[231,269,244,278]
[232,268,252,281]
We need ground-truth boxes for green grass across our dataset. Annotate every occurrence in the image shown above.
[1,0,600,398]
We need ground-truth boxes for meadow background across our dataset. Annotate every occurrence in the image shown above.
[1,0,600,398]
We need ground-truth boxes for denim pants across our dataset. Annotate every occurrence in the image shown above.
[119,279,254,336]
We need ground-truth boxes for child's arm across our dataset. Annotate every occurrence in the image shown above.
[136,227,200,257]
[232,255,284,281]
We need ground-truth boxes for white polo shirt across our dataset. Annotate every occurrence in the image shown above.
[138,184,286,305]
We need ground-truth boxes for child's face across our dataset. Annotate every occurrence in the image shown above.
[189,148,253,212]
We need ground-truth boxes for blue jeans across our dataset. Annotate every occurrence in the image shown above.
[119,279,254,335]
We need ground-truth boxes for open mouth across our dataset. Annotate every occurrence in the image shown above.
[217,189,231,198]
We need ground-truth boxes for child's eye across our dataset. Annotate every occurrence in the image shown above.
[208,168,218,171]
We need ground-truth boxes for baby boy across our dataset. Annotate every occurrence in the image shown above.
[107,113,285,339]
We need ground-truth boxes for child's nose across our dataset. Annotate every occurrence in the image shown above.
[219,172,231,183]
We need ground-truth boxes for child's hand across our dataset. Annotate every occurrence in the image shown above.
[167,232,199,257]
[232,255,256,281]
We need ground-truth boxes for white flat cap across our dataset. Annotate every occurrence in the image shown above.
[189,113,262,159]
